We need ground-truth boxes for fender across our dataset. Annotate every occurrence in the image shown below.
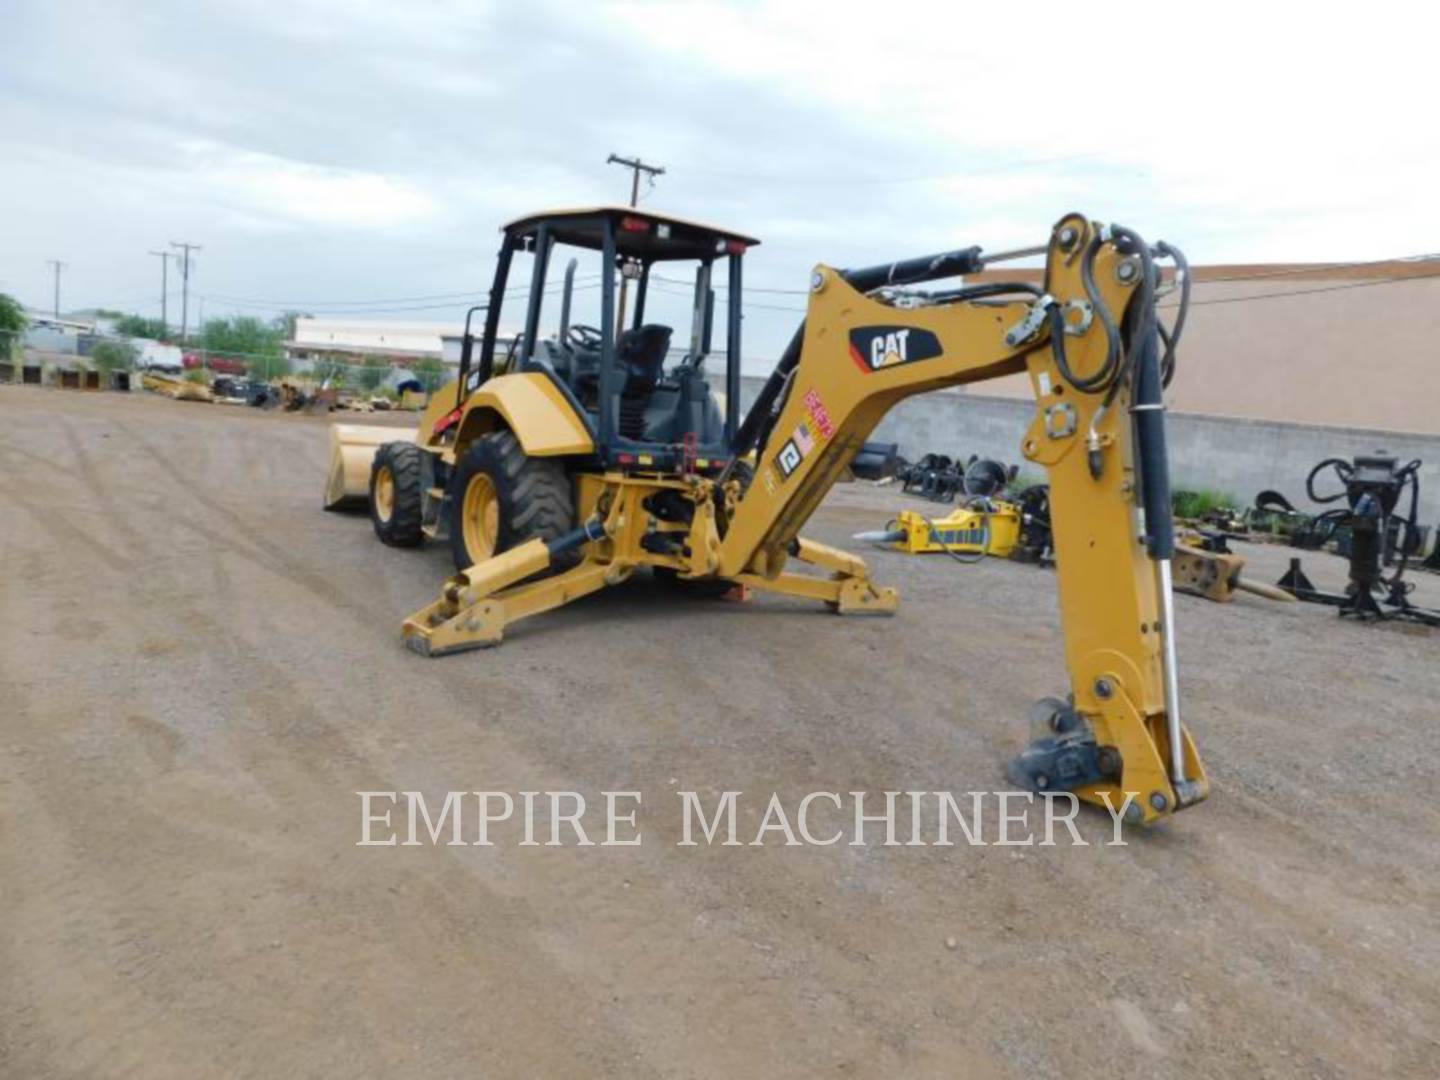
[422,373,595,460]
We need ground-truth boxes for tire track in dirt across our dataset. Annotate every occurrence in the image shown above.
[0,403,660,1077]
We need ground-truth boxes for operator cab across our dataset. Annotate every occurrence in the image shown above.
[458,207,758,472]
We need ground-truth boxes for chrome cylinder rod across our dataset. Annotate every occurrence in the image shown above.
[1156,558,1186,783]
[979,243,1048,266]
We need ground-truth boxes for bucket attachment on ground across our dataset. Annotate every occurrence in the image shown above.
[325,424,400,511]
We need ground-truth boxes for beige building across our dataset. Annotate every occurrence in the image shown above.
[967,260,1440,435]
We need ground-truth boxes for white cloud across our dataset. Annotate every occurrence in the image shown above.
[171,140,439,229]
[598,0,1440,260]
[3,0,1438,345]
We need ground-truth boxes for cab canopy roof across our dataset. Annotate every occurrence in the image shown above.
[502,207,760,262]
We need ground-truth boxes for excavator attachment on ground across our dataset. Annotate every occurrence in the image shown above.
[327,207,1209,823]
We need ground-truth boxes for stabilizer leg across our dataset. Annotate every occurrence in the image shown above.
[402,519,618,655]
[736,536,899,614]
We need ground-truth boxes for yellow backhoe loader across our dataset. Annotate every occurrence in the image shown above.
[327,207,1207,823]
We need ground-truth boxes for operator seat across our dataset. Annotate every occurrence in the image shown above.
[616,324,672,439]
[617,325,671,391]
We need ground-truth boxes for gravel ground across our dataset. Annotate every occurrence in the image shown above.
[2,386,1438,1079]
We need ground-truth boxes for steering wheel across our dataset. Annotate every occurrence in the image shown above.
[566,324,603,351]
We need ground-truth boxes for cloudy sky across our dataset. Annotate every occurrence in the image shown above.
[3,0,1436,359]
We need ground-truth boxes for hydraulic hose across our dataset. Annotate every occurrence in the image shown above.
[1065,235,1123,394]
[925,500,992,564]
[1306,458,1354,503]
[1081,226,1159,478]
[1154,241,1190,387]
[723,321,805,480]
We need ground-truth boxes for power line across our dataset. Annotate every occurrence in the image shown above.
[197,280,603,318]
[672,151,1099,186]
[1194,253,1440,284]
[645,278,806,314]
[652,273,807,296]
[202,288,490,308]
[200,274,603,311]
[1170,273,1440,309]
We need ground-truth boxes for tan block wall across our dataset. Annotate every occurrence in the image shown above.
[965,264,1440,435]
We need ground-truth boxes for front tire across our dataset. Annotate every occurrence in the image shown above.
[369,442,425,546]
[448,430,574,571]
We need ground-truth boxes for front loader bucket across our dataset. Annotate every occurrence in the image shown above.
[324,423,403,511]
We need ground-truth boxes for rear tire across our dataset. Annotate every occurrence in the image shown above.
[449,430,574,571]
[370,442,425,546]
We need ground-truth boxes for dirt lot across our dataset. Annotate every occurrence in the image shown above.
[2,386,1438,1078]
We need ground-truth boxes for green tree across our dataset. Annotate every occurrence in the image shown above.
[411,356,449,394]
[246,352,292,380]
[200,316,290,379]
[357,354,390,392]
[114,314,170,340]
[90,340,138,372]
[0,293,26,362]
[271,311,310,340]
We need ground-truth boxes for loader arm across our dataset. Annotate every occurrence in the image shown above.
[717,213,1206,821]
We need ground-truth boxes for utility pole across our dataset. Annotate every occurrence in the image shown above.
[606,154,664,332]
[148,250,171,335]
[46,259,66,318]
[170,241,202,343]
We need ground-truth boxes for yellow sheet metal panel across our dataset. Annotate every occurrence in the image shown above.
[416,385,456,439]
[459,373,593,457]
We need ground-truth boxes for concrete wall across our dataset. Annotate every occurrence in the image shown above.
[737,377,1440,524]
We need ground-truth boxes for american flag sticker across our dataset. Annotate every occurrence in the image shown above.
[793,422,814,455]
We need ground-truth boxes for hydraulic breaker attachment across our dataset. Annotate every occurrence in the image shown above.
[1173,541,1245,603]
[1173,532,1294,604]
[856,503,1021,559]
